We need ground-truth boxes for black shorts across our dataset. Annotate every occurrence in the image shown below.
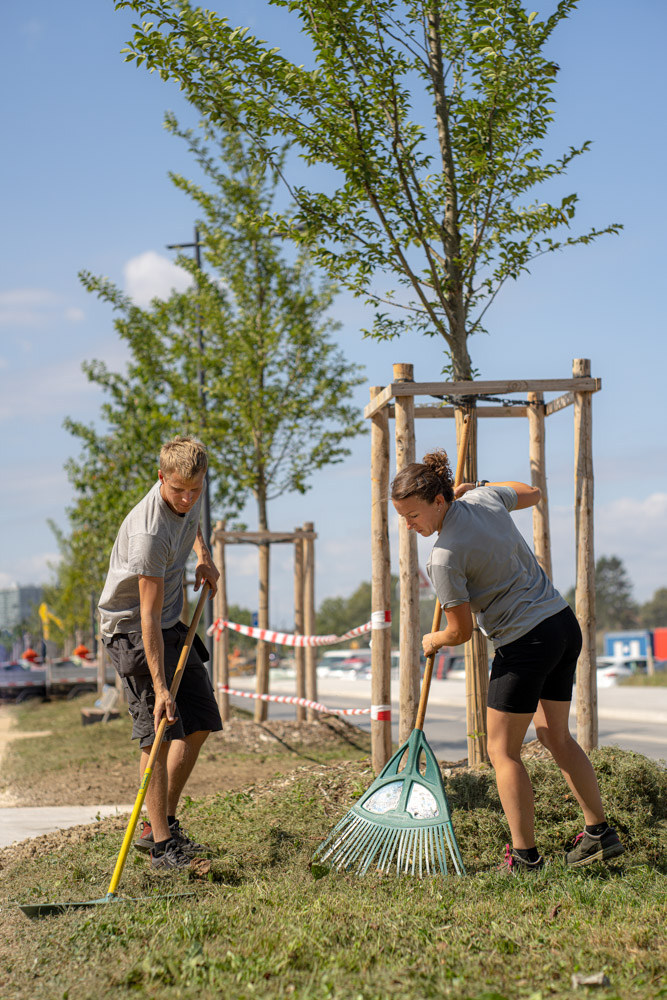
[105,622,222,748]
[487,606,582,715]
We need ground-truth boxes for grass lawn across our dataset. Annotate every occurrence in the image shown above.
[0,698,665,1000]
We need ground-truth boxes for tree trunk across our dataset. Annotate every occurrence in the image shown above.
[255,485,270,723]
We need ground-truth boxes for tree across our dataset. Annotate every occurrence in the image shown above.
[640,588,667,629]
[565,555,638,633]
[117,0,620,378]
[57,127,365,665]
[317,577,400,645]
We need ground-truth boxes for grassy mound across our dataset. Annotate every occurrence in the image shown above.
[0,747,666,999]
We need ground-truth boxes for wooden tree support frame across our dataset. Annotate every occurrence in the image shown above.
[366,359,600,771]
[212,521,317,723]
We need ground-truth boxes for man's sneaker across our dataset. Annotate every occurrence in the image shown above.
[565,827,625,867]
[134,819,207,857]
[497,844,544,874]
[149,838,192,871]
[169,819,207,857]
[134,820,156,854]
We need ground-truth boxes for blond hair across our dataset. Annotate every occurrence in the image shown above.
[159,436,208,480]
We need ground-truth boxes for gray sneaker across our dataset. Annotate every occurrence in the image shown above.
[497,844,544,874]
[169,819,207,856]
[566,827,625,867]
[149,838,192,870]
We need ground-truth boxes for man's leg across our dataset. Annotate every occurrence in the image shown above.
[166,729,211,817]
[141,740,172,843]
[487,707,535,849]
[533,699,605,825]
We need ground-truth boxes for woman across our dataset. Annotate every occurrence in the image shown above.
[391,449,624,873]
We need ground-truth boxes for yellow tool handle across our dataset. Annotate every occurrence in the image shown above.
[415,415,471,732]
[107,583,211,896]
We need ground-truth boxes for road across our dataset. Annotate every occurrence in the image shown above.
[224,673,667,764]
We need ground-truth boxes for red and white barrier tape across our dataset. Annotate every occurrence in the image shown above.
[208,609,391,647]
[217,684,376,717]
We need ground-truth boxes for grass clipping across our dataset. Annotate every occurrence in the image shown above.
[0,746,666,1000]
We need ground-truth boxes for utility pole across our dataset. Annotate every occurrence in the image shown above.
[166,227,213,666]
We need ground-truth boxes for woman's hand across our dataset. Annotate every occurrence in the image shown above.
[422,632,444,657]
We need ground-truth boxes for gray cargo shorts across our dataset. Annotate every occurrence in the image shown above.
[104,622,223,748]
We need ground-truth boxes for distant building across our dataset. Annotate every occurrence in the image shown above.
[0,584,43,631]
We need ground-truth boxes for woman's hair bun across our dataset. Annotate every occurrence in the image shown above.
[422,449,452,484]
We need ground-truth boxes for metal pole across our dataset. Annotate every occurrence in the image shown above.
[166,227,213,667]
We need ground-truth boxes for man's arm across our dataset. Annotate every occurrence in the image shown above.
[138,574,177,732]
[454,481,541,510]
[193,525,219,597]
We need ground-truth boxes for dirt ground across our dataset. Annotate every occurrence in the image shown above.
[0,705,375,807]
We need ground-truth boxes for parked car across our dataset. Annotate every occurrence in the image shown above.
[596,657,635,687]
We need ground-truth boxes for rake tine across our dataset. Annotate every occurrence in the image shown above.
[342,819,377,871]
[358,824,386,875]
[377,826,400,873]
[445,822,465,876]
[434,824,448,876]
[396,829,407,875]
[334,820,368,870]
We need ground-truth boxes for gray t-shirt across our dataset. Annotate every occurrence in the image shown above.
[426,486,566,648]
[98,481,203,636]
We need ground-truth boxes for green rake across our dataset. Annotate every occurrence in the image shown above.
[313,417,471,879]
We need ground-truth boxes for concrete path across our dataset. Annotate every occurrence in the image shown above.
[1,680,665,848]
[0,805,133,849]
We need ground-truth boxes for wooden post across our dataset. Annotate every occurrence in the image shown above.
[527,391,553,578]
[455,406,489,766]
[293,528,306,721]
[573,358,598,751]
[213,519,229,721]
[370,386,392,770]
[255,539,270,722]
[393,363,421,742]
[303,521,317,722]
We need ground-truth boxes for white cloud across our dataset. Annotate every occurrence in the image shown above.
[123,251,193,307]
[0,288,85,329]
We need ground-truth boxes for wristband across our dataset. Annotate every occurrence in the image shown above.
[475,480,489,488]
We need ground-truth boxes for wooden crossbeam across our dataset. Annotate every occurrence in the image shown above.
[211,529,317,545]
[364,377,601,418]
[387,404,528,418]
[545,392,575,416]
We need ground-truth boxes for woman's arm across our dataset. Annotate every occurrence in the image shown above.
[422,602,473,656]
[454,481,541,510]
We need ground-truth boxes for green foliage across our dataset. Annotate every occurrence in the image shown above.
[565,555,640,633]
[640,587,667,629]
[54,126,365,620]
[317,576,400,643]
[116,0,621,377]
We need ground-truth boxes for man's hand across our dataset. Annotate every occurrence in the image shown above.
[194,558,219,598]
[153,685,178,732]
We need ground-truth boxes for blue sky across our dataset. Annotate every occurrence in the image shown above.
[1,0,666,626]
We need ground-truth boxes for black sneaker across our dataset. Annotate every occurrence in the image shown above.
[565,827,625,867]
[497,844,544,874]
[169,819,207,857]
[149,838,192,870]
[134,819,207,856]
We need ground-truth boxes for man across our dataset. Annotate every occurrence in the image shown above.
[99,436,221,869]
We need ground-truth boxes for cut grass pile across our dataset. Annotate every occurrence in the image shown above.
[1,733,666,999]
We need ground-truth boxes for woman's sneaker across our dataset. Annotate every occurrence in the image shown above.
[497,844,544,874]
[566,827,625,867]
[150,838,192,870]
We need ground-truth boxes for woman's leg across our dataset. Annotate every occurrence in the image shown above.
[533,699,605,825]
[486,707,536,848]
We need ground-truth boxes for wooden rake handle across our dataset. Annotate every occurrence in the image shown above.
[415,414,471,731]
[107,582,211,897]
